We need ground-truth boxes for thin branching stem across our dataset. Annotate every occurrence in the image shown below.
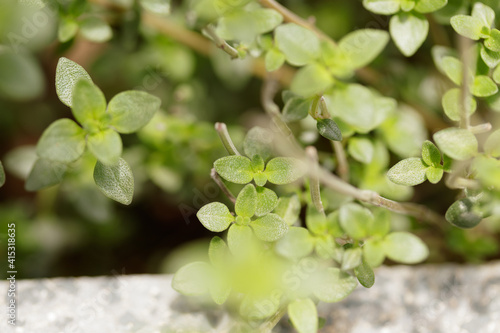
[469,122,492,134]
[459,36,473,130]
[306,146,325,214]
[332,141,349,182]
[211,168,236,204]
[202,25,240,59]
[215,122,241,156]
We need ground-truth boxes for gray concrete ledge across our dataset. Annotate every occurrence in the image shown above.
[1,261,500,333]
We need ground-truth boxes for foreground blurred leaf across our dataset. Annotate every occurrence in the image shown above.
[433,128,478,161]
[384,232,429,264]
[288,298,318,333]
[390,12,429,57]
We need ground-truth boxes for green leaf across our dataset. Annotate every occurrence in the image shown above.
[235,184,257,218]
[274,23,320,66]
[0,50,45,101]
[472,155,500,189]
[329,84,396,133]
[317,118,342,141]
[265,48,285,72]
[445,198,482,229]
[371,209,391,237]
[414,0,447,13]
[313,267,357,303]
[400,0,415,11]
[470,75,498,97]
[480,45,500,68]
[71,79,107,130]
[433,128,478,161]
[421,140,441,167]
[282,96,312,122]
[362,0,400,15]
[58,17,78,43]
[36,119,86,163]
[471,2,495,28]
[251,154,265,173]
[275,227,314,260]
[339,203,374,240]
[274,194,301,225]
[265,157,305,185]
[450,15,485,40]
[348,137,374,164]
[87,129,122,165]
[484,29,500,52]
[216,8,282,42]
[387,158,428,186]
[197,202,234,232]
[79,17,113,43]
[93,158,134,205]
[441,88,477,121]
[493,65,500,84]
[209,272,231,305]
[306,204,327,235]
[25,158,67,191]
[485,129,500,157]
[354,259,375,288]
[315,236,339,260]
[140,0,171,15]
[172,262,211,296]
[341,247,362,271]
[55,57,93,107]
[441,56,463,85]
[288,298,318,333]
[214,156,254,184]
[290,63,334,97]
[0,161,4,188]
[363,238,385,267]
[338,29,390,69]
[253,173,268,187]
[243,127,274,161]
[390,12,429,57]
[425,166,444,184]
[255,186,278,216]
[227,224,255,257]
[384,232,429,264]
[108,91,161,134]
[208,236,229,267]
[251,213,288,242]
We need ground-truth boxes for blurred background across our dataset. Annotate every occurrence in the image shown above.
[0,0,499,280]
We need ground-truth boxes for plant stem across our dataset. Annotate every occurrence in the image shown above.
[306,146,325,214]
[317,168,446,228]
[259,306,287,333]
[215,122,241,156]
[332,141,349,182]
[211,168,236,204]
[469,122,492,134]
[459,36,473,130]
[202,25,240,59]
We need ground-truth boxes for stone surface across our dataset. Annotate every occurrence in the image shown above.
[1,261,499,332]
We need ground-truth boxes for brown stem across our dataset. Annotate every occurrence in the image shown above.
[202,25,240,59]
[306,146,325,214]
[211,168,236,204]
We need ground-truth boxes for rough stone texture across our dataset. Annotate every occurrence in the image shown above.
[1,261,499,333]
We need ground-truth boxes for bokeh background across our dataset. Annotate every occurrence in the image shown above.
[1,0,499,280]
